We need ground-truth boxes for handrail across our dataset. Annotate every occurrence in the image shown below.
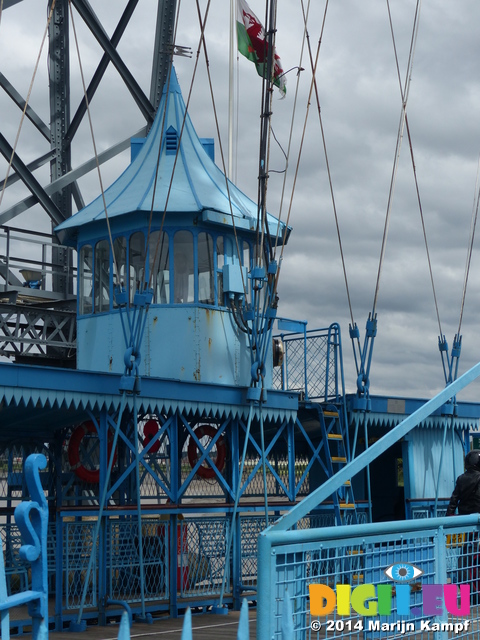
[269,359,480,532]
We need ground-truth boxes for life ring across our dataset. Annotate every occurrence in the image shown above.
[187,425,226,479]
[143,418,161,453]
[68,421,117,484]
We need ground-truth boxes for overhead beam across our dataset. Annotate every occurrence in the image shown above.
[0,150,54,189]
[0,73,51,141]
[66,0,140,144]
[0,127,147,226]
[0,133,65,226]
[2,0,24,8]
[71,0,155,123]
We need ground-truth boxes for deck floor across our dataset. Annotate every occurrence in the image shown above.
[16,609,256,640]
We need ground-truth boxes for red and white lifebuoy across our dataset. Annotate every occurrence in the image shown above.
[143,418,161,453]
[187,425,226,479]
[68,421,117,484]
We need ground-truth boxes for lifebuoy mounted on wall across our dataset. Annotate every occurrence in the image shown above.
[143,418,161,453]
[187,425,226,479]
[68,420,117,484]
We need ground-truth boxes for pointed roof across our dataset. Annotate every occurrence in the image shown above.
[56,68,290,246]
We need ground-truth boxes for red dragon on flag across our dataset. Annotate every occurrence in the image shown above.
[236,0,286,97]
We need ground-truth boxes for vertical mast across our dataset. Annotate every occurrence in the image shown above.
[257,0,276,265]
[49,0,72,295]
[150,0,178,114]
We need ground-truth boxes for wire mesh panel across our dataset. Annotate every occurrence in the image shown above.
[108,518,167,603]
[64,520,97,610]
[241,450,290,498]
[0,443,54,506]
[273,326,341,402]
[0,523,29,594]
[261,518,478,640]
[240,515,267,590]
[179,517,229,597]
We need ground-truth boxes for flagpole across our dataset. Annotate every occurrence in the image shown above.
[228,0,235,179]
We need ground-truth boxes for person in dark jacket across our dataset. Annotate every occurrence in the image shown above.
[447,449,480,601]
[447,449,480,515]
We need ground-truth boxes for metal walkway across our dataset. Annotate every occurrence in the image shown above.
[16,609,256,640]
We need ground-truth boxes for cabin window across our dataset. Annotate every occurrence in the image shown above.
[216,237,224,306]
[113,236,127,306]
[197,232,214,304]
[129,231,145,302]
[148,230,170,303]
[79,244,93,315]
[174,230,194,303]
[94,240,110,313]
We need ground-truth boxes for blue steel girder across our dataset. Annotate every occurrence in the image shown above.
[293,416,330,482]
[237,417,291,500]
[139,428,171,491]
[177,414,233,500]
[106,413,174,502]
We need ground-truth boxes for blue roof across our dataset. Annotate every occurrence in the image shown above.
[56,68,289,246]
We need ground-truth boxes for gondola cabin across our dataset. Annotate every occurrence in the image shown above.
[56,69,289,386]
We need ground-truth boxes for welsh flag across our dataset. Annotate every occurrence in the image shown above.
[236,0,286,96]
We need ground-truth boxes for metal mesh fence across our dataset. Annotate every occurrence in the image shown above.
[260,518,478,640]
[0,443,54,505]
[240,515,266,590]
[180,517,229,597]
[62,515,232,607]
[64,519,97,610]
[108,518,167,602]
[273,328,340,401]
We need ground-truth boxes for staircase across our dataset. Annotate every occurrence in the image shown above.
[299,402,357,525]
[320,405,357,524]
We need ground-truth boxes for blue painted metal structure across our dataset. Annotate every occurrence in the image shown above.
[257,361,480,638]
[0,454,48,640]
[258,512,480,639]
[0,65,363,631]
[56,68,289,387]
[1,21,480,639]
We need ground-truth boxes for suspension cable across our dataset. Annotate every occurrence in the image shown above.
[274,0,358,338]
[386,0,443,337]
[68,0,120,284]
[274,1,327,285]
[145,0,213,289]
[371,0,420,318]
[272,0,310,257]
[0,0,57,210]
[142,0,181,290]
[193,0,250,301]
[304,0,358,332]
[457,153,480,336]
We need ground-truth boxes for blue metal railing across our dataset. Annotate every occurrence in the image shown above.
[258,360,480,638]
[0,455,49,640]
[258,514,480,639]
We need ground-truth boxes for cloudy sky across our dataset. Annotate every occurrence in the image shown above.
[1,0,480,402]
